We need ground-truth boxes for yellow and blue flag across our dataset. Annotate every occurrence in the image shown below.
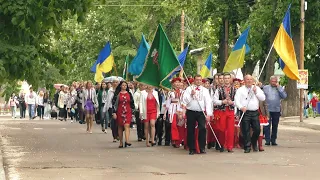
[223,27,250,72]
[274,4,299,80]
[200,53,212,78]
[169,45,189,79]
[91,42,114,82]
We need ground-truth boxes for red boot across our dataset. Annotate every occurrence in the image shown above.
[258,136,264,151]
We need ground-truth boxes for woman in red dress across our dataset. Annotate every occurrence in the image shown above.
[112,81,135,148]
[140,86,160,147]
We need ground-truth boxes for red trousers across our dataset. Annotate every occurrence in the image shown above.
[219,107,235,150]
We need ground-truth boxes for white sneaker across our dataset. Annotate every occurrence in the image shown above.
[71,120,74,123]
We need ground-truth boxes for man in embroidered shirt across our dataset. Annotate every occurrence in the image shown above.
[262,76,287,146]
[182,75,212,155]
[234,75,265,153]
[213,73,236,152]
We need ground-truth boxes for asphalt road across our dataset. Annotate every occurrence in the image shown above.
[1,118,320,180]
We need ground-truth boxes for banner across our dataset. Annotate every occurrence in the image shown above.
[297,70,308,89]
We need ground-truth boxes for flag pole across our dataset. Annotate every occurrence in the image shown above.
[179,10,185,78]
[237,42,274,126]
[178,63,221,148]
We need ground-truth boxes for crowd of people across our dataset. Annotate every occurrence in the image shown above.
[4,72,289,155]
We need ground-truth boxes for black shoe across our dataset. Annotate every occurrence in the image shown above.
[158,142,162,146]
[244,149,251,153]
[189,150,195,155]
[125,142,132,147]
[165,142,170,146]
[207,143,212,149]
[215,145,221,151]
[220,147,225,152]
[151,142,156,146]
[200,149,206,154]
[253,146,258,152]
[265,142,271,146]
[227,149,234,153]
[119,145,123,148]
[138,138,142,142]
[271,142,278,146]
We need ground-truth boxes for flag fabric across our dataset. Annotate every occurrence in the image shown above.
[123,55,129,80]
[128,34,150,76]
[200,53,213,78]
[274,4,299,80]
[168,45,189,79]
[252,60,260,79]
[91,42,114,82]
[232,68,244,80]
[223,27,250,72]
[211,68,217,77]
[135,24,180,89]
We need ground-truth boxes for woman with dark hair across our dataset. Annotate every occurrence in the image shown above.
[112,81,135,148]
[98,81,109,133]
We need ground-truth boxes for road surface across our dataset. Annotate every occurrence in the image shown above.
[0,118,320,180]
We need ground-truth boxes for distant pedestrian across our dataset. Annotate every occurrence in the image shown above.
[310,94,318,118]
[18,93,26,119]
[25,87,37,120]
[9,93,18,119]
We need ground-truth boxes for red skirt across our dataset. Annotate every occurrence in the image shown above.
[171,114,179,141]
[144,113,157,122]
[259,116,269,126]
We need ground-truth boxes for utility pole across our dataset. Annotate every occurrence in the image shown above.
[299,0,305,122]
[179,10,185,78]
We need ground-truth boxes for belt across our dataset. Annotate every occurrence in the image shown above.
[187,109,202,113]
[171,101,179,103]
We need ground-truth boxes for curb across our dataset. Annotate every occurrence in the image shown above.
[0,150,6,180]
[280,121,320,131]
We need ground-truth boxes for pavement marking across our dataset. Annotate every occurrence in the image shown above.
[33,128,43,130]
[9,127,21,130]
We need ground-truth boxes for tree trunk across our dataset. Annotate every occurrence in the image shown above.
[281,27,300,117]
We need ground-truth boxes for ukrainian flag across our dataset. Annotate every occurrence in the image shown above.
[91,42,114,82]
[223,27,250,72]
[200,53,212,78]
[274,5,299,80]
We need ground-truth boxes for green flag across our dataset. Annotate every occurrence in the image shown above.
[136,24,180,89]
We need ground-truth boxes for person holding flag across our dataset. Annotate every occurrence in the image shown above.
[182,75,212,155]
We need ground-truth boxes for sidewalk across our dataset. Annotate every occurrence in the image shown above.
[280,116,320,131]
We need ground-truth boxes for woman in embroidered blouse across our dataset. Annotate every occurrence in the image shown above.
[112,81,135,148]
[140,85,160,147]
[83,81,98,133]
[98,81,109,133]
